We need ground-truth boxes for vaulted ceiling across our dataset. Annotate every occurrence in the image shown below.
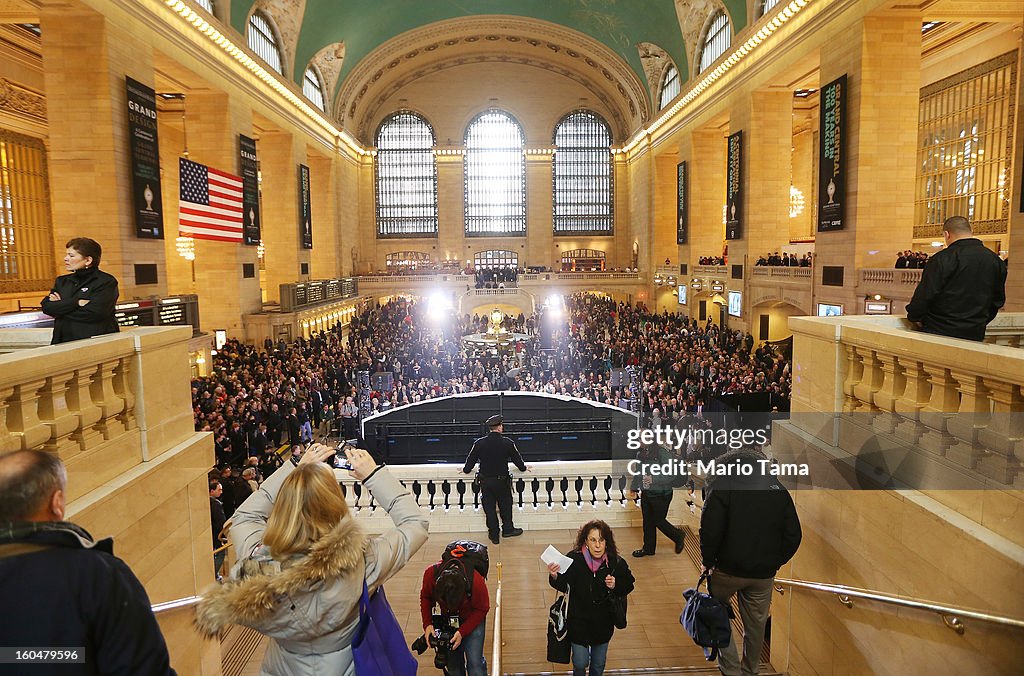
[229,0,750,106]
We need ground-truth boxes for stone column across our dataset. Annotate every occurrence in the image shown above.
[41,2,164,297]
[436,153,465,270]
[526,152,553,269]
[184,90,262,335]
[307,148,338,280]
[1005,43,1024,311]
[815,16,922,309]
[259,130,305,302]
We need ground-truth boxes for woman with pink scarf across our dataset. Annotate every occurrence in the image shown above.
[547,520,635,676]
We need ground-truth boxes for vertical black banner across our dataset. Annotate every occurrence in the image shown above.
[239,135,261,245]
[725,130,742,240]
[676,160,688,244]
[818,74,847,232]
[298,163,312,249]
[126,76,164,239]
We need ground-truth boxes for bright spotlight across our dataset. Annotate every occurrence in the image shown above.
[427,291,453,321]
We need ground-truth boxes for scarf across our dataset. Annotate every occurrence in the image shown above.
[581,546,607,573]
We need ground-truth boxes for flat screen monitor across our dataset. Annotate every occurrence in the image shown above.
[677,285,687,305]
[817,303,843,317]
[727,291,742,317]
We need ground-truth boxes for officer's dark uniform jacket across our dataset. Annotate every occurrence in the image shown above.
[40,266,120,345]
[462,431,526,477]
[0,521,176,675]
[906,238,1006,342]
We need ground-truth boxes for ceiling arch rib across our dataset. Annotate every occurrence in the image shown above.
[337,16,650,144]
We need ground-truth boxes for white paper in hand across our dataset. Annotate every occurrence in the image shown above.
[541,545,574,573]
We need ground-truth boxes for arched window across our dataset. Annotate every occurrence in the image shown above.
[375,111,438,238]
[759,0,781,17]
[698,11,731,74]
[659,65,680,109]
[385,251,431,271]
[464,110,526,236]
[560,249,606,271]
[247,11,283,75]
[553,110,613,234]
[474,250,518,270]
[303,66,326,111]
[195,0,214,12]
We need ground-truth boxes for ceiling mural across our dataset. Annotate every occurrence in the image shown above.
[229,0,742,96]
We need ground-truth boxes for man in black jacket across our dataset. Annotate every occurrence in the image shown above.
[700,449,801,676]
[0,450,176,675]
[906,216,1006,341]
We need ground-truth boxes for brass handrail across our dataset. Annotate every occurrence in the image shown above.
[773,577,1024,634]
[491,562,502,675]
[152,595,203,614]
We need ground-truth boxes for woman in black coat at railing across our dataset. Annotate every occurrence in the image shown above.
[40,237,119,345]
[547,519,635,676]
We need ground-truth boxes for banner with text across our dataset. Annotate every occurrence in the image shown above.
[725,131,742,240]
[818,74,847,232]
[126,77,164,239]
[676,160,688,245]
[298,163,312,249]
[239,135,261,245]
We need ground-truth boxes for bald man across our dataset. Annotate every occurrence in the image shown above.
[0,450,176,675]
[906,215,1006,342]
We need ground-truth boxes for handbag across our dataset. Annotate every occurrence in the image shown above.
[609,593,627,630]
[352,581,418,676]
[679,572,732,661]
[546,586,571,664]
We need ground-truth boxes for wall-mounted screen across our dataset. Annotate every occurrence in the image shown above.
[727,290,742,317]
[817,303,843,317]
[677,285,687,305]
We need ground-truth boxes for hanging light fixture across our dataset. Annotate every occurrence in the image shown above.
[176,236,195,260]
[789,185,805,218]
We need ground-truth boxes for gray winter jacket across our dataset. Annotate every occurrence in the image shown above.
[194,462,429,675]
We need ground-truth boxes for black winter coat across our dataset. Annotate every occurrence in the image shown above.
[549,549,635,646]
[906,238,1006,341]
[40,267,120,344]
[700,456,802,579]
[0,521,176,675]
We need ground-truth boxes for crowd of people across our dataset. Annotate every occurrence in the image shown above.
[754,252,813,267]
[894,250,930,268]
[697,255,726,265]
[191,294,791,472]
[474,266,520,288]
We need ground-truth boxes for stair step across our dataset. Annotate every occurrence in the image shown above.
[504,667,784,676]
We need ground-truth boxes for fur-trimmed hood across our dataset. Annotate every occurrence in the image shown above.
[194,515,367,638]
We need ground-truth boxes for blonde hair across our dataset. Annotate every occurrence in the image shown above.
[263,463,349,560]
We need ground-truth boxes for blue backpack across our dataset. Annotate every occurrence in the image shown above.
[680,572,733,661]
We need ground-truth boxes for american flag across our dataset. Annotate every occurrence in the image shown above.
[178,157,243,242]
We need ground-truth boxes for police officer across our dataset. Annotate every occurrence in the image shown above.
[462,415,529,544]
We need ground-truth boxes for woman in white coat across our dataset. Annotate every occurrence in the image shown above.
[195,444,429,675]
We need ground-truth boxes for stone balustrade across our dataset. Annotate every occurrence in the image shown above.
[693,265,728,277]
[335,460,676,533]
[779,314,1024,546]
[751,265,813,278]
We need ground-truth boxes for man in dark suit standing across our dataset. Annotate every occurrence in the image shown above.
[462,415,530,544]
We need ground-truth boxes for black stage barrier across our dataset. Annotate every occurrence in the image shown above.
[361,392,638,464]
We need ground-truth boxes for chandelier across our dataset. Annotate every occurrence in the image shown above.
[175,236,195,261]
[789,185,805,218]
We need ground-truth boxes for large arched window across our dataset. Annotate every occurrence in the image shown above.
[698,11,731,74]
[247,11,283,75]
[552,110,613,234]
[464,110,526,237]
[375,111,438,238]
[195,0,214,12]
[659,65,680,109]
[474,250,518,270]
[303,66,326,111]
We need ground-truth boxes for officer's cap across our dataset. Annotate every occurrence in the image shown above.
[486,414,503,427]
